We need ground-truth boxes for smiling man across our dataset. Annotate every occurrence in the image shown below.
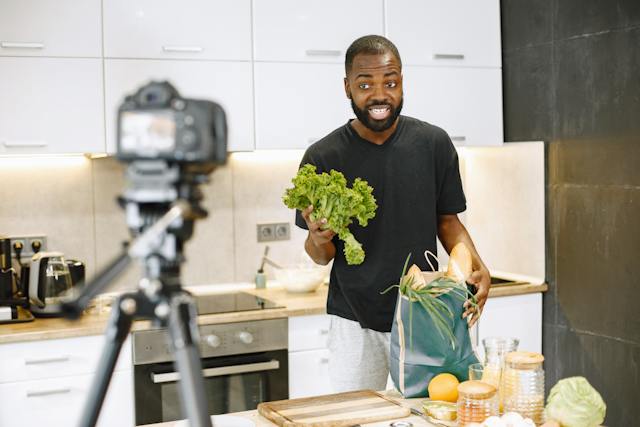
[295,35,491,392]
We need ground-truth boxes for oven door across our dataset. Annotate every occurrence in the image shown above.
[134,349,288,425]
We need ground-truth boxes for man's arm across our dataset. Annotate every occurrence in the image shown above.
[301,205,336,265]
[437,213,490,327]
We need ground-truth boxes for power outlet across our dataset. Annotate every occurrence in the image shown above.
[9,235,47,262]
[257,223,290,242]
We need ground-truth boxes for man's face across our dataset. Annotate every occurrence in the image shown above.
[345,52,403,132]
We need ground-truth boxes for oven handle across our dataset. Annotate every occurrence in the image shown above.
[150,359,281,384]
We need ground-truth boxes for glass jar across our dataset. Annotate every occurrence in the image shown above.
[502,351,545,424]
[482,337,519,410]
[457,380,499,425]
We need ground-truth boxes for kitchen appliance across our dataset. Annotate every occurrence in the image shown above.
[133,292,288,426]
[28,251,73,317]
[66,259,86,288]
[0,236,14,300]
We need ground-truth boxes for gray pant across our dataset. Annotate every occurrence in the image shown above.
[327,315,391,392]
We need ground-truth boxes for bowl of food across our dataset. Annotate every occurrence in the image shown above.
[274,265,328,293]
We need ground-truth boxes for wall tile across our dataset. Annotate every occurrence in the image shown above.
[500,0,553,51]
[554,28,640,139]
[503,45,553,142]
[553,0,640,41]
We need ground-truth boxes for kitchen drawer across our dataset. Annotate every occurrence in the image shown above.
[0,335,132,384]
[104,0,251,60]
[0,370,133,427]
[0,0,101,57]
[288,348,332,398]
[288,314,331,352]
[104,59,254,153]
[253,0,383,62]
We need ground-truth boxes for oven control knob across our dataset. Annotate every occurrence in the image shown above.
[205,334,221,348]
[237,331,254,344]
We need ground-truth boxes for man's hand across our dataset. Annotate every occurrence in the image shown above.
[302,205,336,247]
[463,266,490,328]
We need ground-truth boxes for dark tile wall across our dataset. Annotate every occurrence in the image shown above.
[501,1,640,425]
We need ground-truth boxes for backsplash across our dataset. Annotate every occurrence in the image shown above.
[0,142,543,290]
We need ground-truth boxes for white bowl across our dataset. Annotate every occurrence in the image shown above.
[274,266,327,293]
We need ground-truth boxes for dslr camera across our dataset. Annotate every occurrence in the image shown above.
[117,81,227,170]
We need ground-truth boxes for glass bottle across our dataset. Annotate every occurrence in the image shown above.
[501,351,545,424]
[457,380,499,425]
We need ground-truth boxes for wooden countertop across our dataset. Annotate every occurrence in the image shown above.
[0,281,547,345]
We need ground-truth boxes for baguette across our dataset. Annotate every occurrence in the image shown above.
[445,242,472,282]
[406,264,426,290]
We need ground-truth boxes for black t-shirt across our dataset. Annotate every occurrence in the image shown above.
[295,115,466,332]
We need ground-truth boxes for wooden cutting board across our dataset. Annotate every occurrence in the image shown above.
[257,390,411,427]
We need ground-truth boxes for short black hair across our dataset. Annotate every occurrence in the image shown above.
[345,35,402,75]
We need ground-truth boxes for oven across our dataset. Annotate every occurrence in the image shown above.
[132,314,288,425]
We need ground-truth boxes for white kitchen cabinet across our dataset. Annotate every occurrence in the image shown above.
[103,0,251,61]
[254,62,351,150]
[476,293,543,361]
[288,314,333,398]
[253,0,384,62]
[0,57,105,154]
[104,59,254,153]
[401,66,503,146]
[0,0,101,58]
[386,0,502,68]
[0,335,134,427]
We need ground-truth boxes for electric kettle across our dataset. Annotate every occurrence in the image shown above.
[29,251,73,317]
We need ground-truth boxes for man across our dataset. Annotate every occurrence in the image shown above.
[295,35,491,392]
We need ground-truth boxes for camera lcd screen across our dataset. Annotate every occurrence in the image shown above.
[120,110,177,156]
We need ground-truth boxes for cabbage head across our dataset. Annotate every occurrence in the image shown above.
[545,376,606,427]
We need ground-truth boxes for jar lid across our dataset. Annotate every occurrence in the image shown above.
[457,380,497,399]
[505,351,544,368]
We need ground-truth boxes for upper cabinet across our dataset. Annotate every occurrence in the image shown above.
[253,0,384,62]
[386,0,502,68]
[0,0,101,57]
[103,0,251,61]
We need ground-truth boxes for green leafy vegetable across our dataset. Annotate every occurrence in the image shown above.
[545,376,606,427]
[382,254,478,350]
[283,164,377,265]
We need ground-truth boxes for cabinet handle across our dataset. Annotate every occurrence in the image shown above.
[320,357,329,364]
[2,140,48,148]
[450,136,466,143]
[305,49,341,57]
[1,41,45,49]
[26,387,71,397]
[24,355,70,365]
[433,53,465,60]
[162,45,203,53]
[319,329,329,335]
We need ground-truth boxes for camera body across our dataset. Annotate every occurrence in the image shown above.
[116,81,227,169]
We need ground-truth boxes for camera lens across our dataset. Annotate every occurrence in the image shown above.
[145,92,158,103]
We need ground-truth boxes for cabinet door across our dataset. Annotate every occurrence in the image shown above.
[401,66,503,146]
[0,370,133,427]
[254,62,351,149]
[476,293,543,361]
[104,0,251,60]
[253,0,383,62]
[0,0,101,57]
[0,57,104,155]
[104,59,254,153]
[288,314,331,352]
[288,348,332,398]
[386,0,501,67]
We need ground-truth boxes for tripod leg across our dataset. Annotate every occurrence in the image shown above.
[167,293,212,427]
[78,294,134,427]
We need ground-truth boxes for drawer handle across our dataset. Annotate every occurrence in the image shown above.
[319,329,329,335]
[433,53,465,60]
[2,140,48,148]
[320,358,329,364]
[26,387,71,397]
[450,136,466,143]
[25,355,70,365]
[305,49,341,57]
[1,41,45,49]
[162,45,203,53]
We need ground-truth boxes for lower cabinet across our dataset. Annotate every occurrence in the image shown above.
[288,314,333,398]
[0,335,134,427]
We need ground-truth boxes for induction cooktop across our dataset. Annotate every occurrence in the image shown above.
[195,291,284,315]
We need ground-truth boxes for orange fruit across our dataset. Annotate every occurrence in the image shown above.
[427,373,460,403]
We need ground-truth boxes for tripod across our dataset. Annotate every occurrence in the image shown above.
[62,166,214,427]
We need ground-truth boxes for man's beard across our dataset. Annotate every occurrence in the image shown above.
[350,97,403,132]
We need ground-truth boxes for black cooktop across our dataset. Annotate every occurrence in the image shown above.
[195,291,284,315]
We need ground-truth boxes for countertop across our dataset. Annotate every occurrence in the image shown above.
[0,281,547,345]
